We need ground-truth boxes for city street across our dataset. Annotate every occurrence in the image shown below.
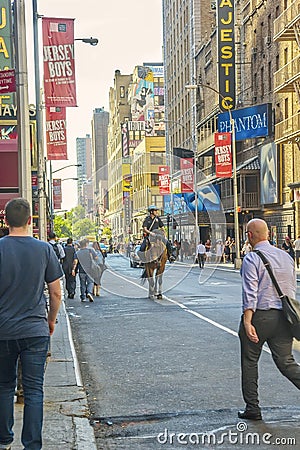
[66,254,300,449]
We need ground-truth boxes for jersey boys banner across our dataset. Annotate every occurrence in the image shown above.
[53,179,62,210]
[158,166,170,194]
[180,158,194,193]
[214,132,232,178]
[42,18,77,107]
[46,106,67,160]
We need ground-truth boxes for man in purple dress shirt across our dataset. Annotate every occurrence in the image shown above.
[238,218,300,420]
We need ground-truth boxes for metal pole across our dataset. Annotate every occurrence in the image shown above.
[14,0,32,234]
[33,0,47,240]
[230,114,241,268]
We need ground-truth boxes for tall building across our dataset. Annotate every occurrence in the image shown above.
[76,134,93,213]
[91,108,109,230]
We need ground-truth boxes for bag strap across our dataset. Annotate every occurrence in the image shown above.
[148,217,156,232]
[254,250,284,299]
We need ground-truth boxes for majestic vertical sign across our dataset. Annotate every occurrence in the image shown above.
[180,158,194,193]
[42,18,77,107]
[217,0,235,112]
[53,178,62,210]
[46,106,67,160]
[214,132,232,178]
[158,166,170,195]
[0,0,13,104]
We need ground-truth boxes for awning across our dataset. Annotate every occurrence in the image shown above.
[237,156,260,171]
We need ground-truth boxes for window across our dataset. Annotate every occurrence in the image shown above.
[150,151,165,165]
[151,173,159,186]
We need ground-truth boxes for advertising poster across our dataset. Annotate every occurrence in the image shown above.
[158,166,170,195]
[53,178,62,210]
[214,132,232,178]
[46,106,67,160]
[180,158,194,193]
[42,17,77,107]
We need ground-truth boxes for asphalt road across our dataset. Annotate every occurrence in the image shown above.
[66,254,300,449]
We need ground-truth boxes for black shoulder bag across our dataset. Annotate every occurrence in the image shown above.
[255,250,300,341]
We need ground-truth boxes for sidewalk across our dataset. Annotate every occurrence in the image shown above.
[12,301,97,450]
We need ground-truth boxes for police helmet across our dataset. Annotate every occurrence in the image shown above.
[148,205,159,212]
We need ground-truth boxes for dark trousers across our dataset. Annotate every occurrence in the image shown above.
[64,272,76,296]
[238,309,300,412]
[198,253,205,268]
[296,250,300,268]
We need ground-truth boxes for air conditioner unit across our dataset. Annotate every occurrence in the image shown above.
[265,36,272,45]
[211,0,216,10]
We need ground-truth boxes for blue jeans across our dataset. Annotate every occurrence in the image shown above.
[79,272,94,299]
[0,336,50,450]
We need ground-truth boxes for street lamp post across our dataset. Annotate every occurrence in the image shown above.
[185,82,241,269]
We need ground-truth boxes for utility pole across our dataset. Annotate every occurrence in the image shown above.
[14,0,32,234]
[33,0,47,240]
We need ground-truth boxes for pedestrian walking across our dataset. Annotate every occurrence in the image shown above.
[294,235,300,269]
[238,218,300,421]
[92,241,106,297]
[48,231,65,262]
[196,241,206,269]
[72,239,97,303]
[281,236,295,260]
[62,237,76,298]
[0,198,62,450]
[215,240,224,263]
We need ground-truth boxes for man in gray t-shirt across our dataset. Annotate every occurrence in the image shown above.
[0,198,62,450]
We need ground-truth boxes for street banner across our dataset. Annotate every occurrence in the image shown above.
[180,158,194,193]
[158,166,170,195]
[46,106,67,160]
[42,17,77,107]
[214,132,232,178]
[53,178,62,210]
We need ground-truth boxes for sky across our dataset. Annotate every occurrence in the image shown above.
[25,0,163,209]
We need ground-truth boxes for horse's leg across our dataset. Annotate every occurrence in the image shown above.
[147,268,155,299]
[156,257,166,299]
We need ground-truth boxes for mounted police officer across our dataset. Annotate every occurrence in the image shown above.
[138,205,175,263]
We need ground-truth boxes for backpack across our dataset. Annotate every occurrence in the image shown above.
[50,242,61,260]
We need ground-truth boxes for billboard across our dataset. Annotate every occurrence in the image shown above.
[42,17,77,107]
[260,142,278,204]
[218,103,272,140]
[158,166,170,195]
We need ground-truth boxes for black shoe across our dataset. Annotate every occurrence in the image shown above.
[238,410,262,420]
[169,256,176,263]
[69,293,74,299]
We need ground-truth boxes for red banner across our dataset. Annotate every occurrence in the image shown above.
[158,166,170,195]
[214,132,232,178]
[46,106,67,160]
[42,18,77,107]
[53,179,62,210]
[180,158,194,193]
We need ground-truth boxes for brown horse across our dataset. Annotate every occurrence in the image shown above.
[141,230,168,300]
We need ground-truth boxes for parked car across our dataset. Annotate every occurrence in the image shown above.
[129,245,145,268]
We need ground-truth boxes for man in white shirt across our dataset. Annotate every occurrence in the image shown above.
[196,241,206,269]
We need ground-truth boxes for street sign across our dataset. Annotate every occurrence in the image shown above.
[0,69,16,93]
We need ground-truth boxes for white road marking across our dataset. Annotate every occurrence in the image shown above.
[105,269,271,355]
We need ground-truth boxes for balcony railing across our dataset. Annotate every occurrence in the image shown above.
[274,0,300,41]
[221,192,260,212]
[275,112,300,143]
[274,56,300,93]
